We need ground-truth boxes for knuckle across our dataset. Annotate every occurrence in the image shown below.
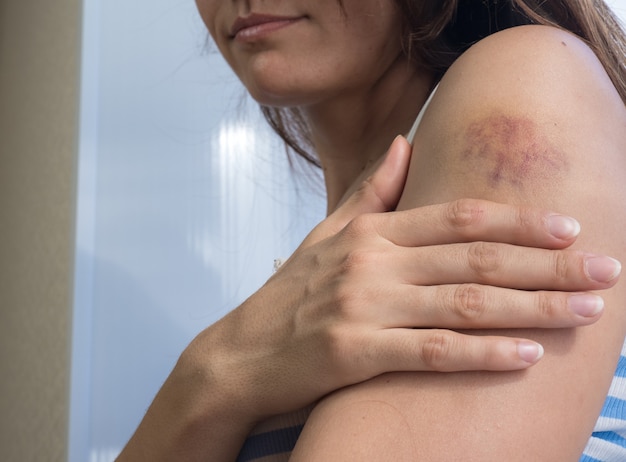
[343,214,375,239]
[446,199,486,232]
[322,324,352,368]
[322,326,370,379]
[467,241,502,279]
[331,271,379,319]
[420,331,456,371]
[353,178,380,208]
[354,177,373,197]
[514,205,536,231]
[332,284,363,320]
[324,323,348,354]
[340,248,377,274]
[454,284,487,323]
[536,291,564,320]
[330,251,380,321]
[552,251,571,281]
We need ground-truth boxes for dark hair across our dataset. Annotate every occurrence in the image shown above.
[261,0,626,168]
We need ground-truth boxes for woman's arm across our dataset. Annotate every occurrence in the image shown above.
[118,132,616,460]
[116,137,579,461]
[291,25,626,461]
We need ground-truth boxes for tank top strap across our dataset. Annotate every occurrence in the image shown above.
[406,84,439,144]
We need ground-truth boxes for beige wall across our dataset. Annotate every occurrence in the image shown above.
[0,0,81,460]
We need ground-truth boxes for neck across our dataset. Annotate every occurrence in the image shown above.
[301,59,435,213]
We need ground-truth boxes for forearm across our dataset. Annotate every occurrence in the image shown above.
[291,325,622,461]
[117,326,258,462]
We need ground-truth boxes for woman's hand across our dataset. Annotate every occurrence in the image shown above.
[119,136,620,462]
[191,136,620,420]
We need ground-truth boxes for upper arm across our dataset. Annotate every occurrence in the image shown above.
[291,25,626,461]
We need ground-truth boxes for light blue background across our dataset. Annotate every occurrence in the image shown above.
[69,1,626,460]
[69,1,324,460]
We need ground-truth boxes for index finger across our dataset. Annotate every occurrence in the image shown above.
[370,198,580,249]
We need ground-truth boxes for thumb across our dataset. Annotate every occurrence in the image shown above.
[330,134,412,227]
[297,135,412,250]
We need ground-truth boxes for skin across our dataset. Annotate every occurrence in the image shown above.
[117,1,625,460]
[460,113,569,190]
[291,25,626,460]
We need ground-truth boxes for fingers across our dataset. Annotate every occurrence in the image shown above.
[397,243,621,290]
[357,329,544,375]
[370,198,582,249]
[325,135,412,234]
[379,284,604,329]
[402,330,544,372]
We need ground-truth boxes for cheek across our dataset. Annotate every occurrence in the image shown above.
[234,49,333,105]
[338,11,405,71]
[195,0,220,41]
[194,0,238,78]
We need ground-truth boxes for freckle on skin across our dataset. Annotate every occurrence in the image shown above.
[460,113,568,190]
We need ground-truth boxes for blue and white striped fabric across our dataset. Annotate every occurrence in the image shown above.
[581,340,626,461]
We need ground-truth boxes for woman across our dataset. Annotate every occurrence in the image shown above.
[119,0,626,460]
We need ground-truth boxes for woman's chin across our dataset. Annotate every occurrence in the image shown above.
[246,86,321,109]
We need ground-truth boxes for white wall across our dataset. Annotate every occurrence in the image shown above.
[613,0,626,16]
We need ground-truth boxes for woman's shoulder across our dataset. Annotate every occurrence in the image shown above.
[401,24,626,208]
[428,24,626,130]
[429,24,625,127]
[288,26,626,462]
[444,24,616,99]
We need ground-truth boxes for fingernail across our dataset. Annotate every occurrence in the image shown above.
[585,256,622,283]
[390,134,405,147]
[517,341,544,363]
[548,215,580,239]
[568,293,604,317]
[387,135,404,155]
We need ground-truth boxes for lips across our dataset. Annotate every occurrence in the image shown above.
[230,14,304,39]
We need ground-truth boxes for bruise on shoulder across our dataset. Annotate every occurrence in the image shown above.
[458,112,569,192]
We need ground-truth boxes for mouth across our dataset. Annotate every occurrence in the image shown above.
[229,14,305,39]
